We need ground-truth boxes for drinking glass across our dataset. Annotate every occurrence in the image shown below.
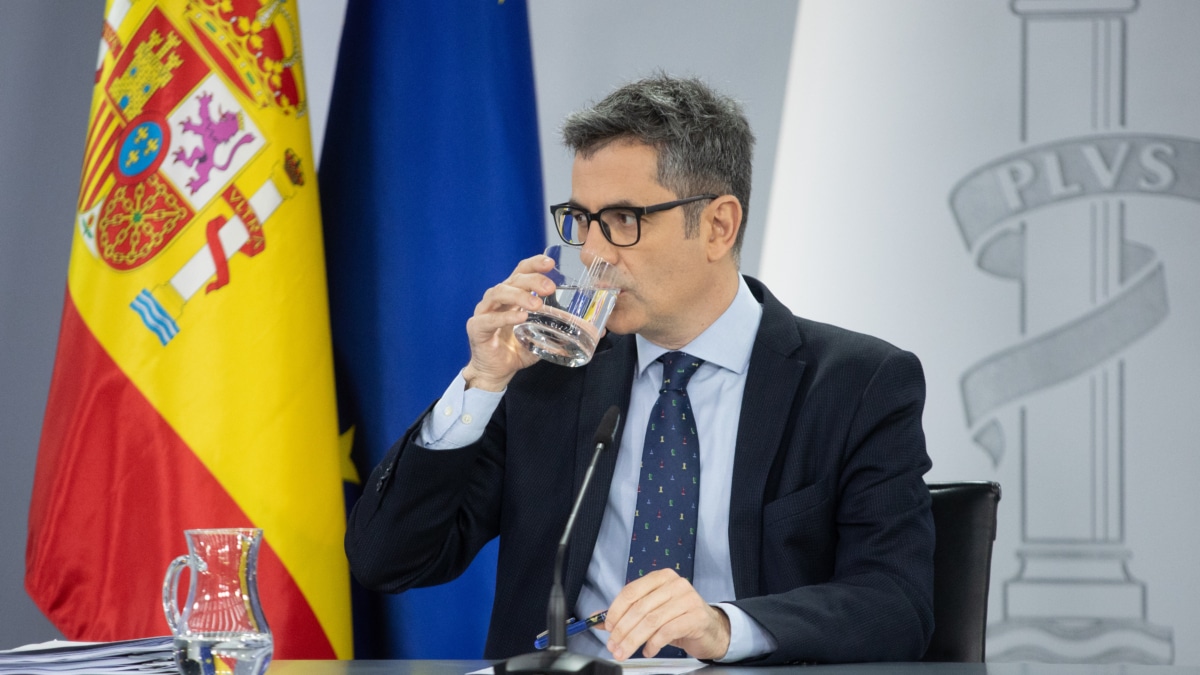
[513,245,620,367]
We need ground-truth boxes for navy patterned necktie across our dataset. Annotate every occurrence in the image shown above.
[625,352,703,658]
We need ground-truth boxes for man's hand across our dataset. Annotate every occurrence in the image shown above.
[603,569,731,661]
[461,254,556,391]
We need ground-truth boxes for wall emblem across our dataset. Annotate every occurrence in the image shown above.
[948,0,1189,663]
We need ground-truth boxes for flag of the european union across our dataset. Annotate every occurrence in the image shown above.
[319,0,545,659]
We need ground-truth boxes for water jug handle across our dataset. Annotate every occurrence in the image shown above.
[162,555,189,636]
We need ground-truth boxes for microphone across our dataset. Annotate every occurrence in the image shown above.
[496,405,622,675]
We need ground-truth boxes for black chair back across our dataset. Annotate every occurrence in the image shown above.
[921,481,1001,662]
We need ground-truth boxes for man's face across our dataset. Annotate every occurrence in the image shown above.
[571,140,712,346]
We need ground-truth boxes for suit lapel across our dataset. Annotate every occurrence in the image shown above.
[729,277,806,599]
[564,334,635,608]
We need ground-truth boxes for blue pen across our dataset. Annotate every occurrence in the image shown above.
[534,611,607,649]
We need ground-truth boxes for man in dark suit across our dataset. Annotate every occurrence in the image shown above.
[345,75,934,665]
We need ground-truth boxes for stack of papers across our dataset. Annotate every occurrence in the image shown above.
[0,636,176,675]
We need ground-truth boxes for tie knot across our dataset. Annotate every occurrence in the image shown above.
[658,351,703,392]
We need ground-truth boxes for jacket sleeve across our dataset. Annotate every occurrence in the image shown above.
[344,398,509,592]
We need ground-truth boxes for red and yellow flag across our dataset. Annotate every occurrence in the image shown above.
[26,0,351,659]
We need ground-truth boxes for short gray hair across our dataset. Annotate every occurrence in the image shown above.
[561,74,755,260]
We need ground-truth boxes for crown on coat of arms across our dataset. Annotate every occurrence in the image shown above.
[185,0,307,116]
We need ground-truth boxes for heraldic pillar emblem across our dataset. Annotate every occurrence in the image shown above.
[950,0,1180,663]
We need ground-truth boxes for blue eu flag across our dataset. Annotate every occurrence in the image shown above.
[319,0,545,659]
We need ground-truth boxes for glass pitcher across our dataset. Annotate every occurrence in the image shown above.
[162,528,273,675]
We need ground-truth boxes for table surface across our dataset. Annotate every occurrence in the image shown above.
[268,661,1200,675]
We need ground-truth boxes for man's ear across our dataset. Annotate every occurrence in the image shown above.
[705,195,742,262]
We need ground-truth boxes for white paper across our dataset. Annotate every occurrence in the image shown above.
[468,658,704,675]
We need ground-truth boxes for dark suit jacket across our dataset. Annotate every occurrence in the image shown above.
[345,276,935,664]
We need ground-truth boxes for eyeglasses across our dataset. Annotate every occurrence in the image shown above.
[550,194,718,247]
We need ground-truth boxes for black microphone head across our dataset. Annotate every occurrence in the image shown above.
[593,405,621,448]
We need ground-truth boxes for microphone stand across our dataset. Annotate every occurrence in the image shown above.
[495,407,622,675]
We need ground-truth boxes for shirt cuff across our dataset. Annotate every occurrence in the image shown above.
[417,370,504,449]
[713,602,777,663]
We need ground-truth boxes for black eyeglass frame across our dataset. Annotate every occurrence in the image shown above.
[549,194,719,247]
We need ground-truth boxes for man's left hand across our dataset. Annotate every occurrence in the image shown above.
[602,569,731,660]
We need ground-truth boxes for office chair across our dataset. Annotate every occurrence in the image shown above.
[921,481,1001,663]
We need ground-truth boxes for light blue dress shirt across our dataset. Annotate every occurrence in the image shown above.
[419,277,776,661]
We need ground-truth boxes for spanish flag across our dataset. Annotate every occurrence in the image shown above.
[25,0,351,659]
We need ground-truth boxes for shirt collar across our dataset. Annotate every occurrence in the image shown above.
[634,275,763,377]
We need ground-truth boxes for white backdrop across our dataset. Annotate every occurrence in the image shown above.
[763,0,1200,664]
